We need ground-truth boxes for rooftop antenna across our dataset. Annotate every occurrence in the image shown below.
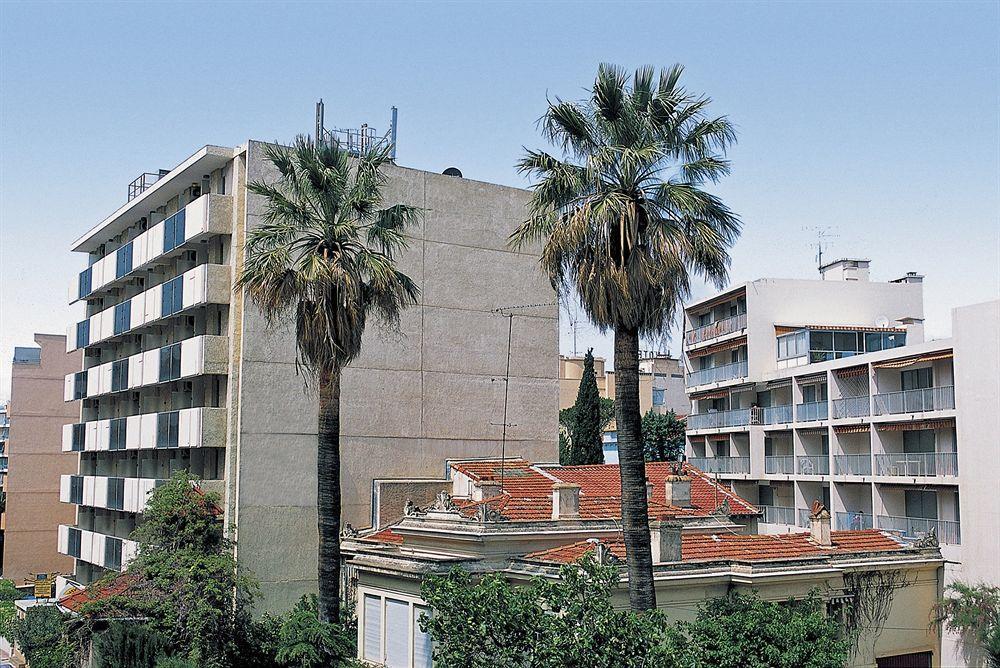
[804,226,839,272]
[559,291,582,355]
[313,100,398,160]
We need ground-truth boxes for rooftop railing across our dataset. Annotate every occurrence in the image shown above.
[685,313,747,346]
[872,386,955,415]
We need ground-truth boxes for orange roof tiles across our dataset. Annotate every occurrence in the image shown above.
[58,575,136,613]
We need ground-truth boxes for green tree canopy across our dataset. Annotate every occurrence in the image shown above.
[935,582,1000,667]
[567,349,605,465]
[642,409,686,462]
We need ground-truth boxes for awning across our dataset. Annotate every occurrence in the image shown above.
[766,378,793,389]
[795,372,828,384]
[686,336,747,359]
[873,350,953,369]
[690,388,730,401]
[836,366,869,379]
[876,418,955,432]
[834,424,870,435]
[688,287,747,314]
[777,324,907,333]
[774,325,803,336]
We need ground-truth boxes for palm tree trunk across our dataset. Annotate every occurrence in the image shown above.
[317,365,342,623]
[614,324,656,610]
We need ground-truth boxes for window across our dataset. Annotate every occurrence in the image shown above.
[903,429,935,454]
[113,300,131,335]
[109,417,127,450]
[104,536,123,570]
[385,598,409,666]
[776,330,807,360]
[905,490,937,520]
[78,267,93,299]
[71,423,86,451]
[758,485,775,506]
[157,411,180,448]
[902,367,933,391]
[412,606,432,668]
[111,358,129,392]
[362,591,434,668]
[159,343,182,382]
[76,319,90,349]
[69,475,84,504]
[801,384,827,403]
[163,209,187,253]
[811,330,833,351]
[362,594,382,663]
[67,528,82,558]
[161,276,184,317]
[652,389,665,406]
[73,372,88,400]
[115,242,133,278]
[107,477,125,510]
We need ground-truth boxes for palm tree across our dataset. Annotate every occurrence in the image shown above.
[510,64,741,610]
[237,136,420,622]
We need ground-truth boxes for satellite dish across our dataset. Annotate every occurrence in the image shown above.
[442,167,463,178]
[874,315,890,328]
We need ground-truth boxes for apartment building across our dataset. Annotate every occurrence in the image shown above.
[2,336,81,583]
[0,402,8,564]
[680,259,999,666]
[57,141,558,611]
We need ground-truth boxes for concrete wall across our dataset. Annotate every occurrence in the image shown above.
[3,335,81,582]
[230,141,559,611]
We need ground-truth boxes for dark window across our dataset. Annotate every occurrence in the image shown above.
[109,418,127,450]
[159,343,182,382]
[113,300,131,335]
[67,528,82,558]
[810,331,833,351]
[156,411,180,448]
[104,536,123,570]
[111,359,129,392]
[71,423,86,451]
[865,332,883,352]
[163,209,187,253]
[161,276,184,317]
[69,476,84,504]
[78,267,93,299]
[905,489,937,520]
[884,332,906,349]
[107,477,125,510]
[73,372,88,400]
[876,651,932,668]
[76,320,90,349]
[115,242,133,279]
[758,486,774,506]
[902,367,933,391]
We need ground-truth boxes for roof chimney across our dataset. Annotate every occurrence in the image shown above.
[809,500,832,547]
[664,475,692,508]
[552,483,581,520]
[652,520,683,562]
[472,477,503,501]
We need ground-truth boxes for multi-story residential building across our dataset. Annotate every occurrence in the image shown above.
[57,141,558,611]
[2,335,81,583]
[680,259,999,666]
[0,401,8,564]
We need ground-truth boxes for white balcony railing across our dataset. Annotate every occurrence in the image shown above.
[872,386,955,416]
[765,455,795,474]
[834,454,872,476]
[61,407,226,452]
[58,525,139,571]
[761,405,793,425]
[874,452,958,477]
[60,475,162,513]
[797,508,812,528]
[832,396,870,419]
[686,360,748,387]
[687,456,750,474]
[760,505,796,525]
[877,515,961,545]
[796,455,830,475]
[796,401,828,422]
[686,408,751,431]
[836,511,874,530]
[685,313,747,346]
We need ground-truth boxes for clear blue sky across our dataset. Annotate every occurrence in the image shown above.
[1,1,997,396]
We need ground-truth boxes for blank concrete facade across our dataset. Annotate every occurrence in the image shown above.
[2,335,81,583]
[59,142,558,611]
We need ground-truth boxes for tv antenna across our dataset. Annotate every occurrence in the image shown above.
[804,226,839,271]
[559,291,582,355]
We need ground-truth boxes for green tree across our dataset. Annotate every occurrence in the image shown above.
[11,605,72,668]
[642,409,686,462]
[569,349,604,464]
[274,595,356,668]
[238,136,420,622]
[511,63,741,609]
[559,396,615,465]
[935,582,1000,667]
[91,621,167,668]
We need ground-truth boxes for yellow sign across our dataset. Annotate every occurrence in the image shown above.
[28,572,57,599]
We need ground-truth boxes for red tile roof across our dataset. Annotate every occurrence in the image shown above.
[525,530,906,565]
[58,575,136,613]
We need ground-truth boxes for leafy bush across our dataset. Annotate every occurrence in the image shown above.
[12,605,72,668]
[936,582,1000,667]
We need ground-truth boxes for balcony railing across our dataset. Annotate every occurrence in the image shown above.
[872,386,955,415]
[797,508,812,528]
[765,455,794,474]
[686,408,751,431]
[762,405,793,425]
[796,401,828,422]
[60,475,163,513]
[877,515,961,545]
[685,313,747,346]
[688,456,750,474]
[686,360,748,387]
[61,407,226,452]
[797,455,830,475]
[834,454,872,476]
[58,525,139,571]
[836,511,874,530]
[832,396,870,419]
[874,452,958,477]
[760,505,796,525]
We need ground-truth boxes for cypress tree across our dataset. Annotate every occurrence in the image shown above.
[570,349,604,465]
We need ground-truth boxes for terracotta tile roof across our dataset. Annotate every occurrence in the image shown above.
[361,528,405,545]
[58,575,136,613]
[525,530,906,565]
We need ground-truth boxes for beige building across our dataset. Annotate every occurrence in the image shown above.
[2,335,81,584]
[57,140,558,611]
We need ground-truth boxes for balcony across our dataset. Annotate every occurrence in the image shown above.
[796,508,812,528]
[834,454,872,476]
[61,407,226,452]
[760,505,796,525]
[761,405,793,425]
[60,475,162,513]
[686,408,750,431]
[796,455,830,475]
[832,396,870,419]
[71,194,232,303]
[63,335,228,401]
[877,515,961,545]
[686,360,748,387]
[796,401,828,422]
[836,511,874,530]
[58,525,139,571]
[765,455,794,474]
[685,313,747,346]
[688,456,750,475]
[874,452,958,477]
[872,386,955,416]
[67,263,231,352]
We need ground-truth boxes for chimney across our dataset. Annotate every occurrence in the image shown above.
[809,500,832,547]
[551,483,581,520]
[664,475,692,507]
[652,520,683,562]
[472,476,502,501]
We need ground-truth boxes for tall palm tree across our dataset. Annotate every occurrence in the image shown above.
[510,64,741,610]
[237,136,420,622]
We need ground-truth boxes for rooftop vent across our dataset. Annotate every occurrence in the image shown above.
[442,167,463,178]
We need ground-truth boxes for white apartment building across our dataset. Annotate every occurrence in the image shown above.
[56,140,559,611]
[681,259,999,667]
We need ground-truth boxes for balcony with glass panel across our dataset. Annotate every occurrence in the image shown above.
[877,515,960,545]
[685,312,747,347]
[796,455,830,475]
[759,505,796,525]
[836,511,874,530]
[873,386,955,415]
[873,452,958,478]
[765,455,795,474]
[62,406,226,452]
[833,454,872,476]
[57,525,139,572]
[777,327,906,369]
[687,456,750,475]
[686,408,751,431]
[761,405,793,425]
[686,359,748,388]
[795,401,828,422]
[832,396,870,419]
[60,475,162,513]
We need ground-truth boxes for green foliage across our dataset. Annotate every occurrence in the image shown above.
[560,396,615,465]
[566,349,604,465]
[0,578,25,602]
[273,595,356,668]
[92,621,167,668]
[130,471,225,553]
[935,581,1000,667]
[641,409,686,462]
[12,605,72,668]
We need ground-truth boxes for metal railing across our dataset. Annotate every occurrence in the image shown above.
[796,401,829,421]
[872,385,955,415]
[762,405,793,425]
[874,452,958,477]
[834,454,872,475]
[686,360,748,387]
[686,408,751,431]
[832,396,870,418]
[836,511,874,530]
[765,455,795,474]
[797,508,812,528]
[688,456,750,474]
[760,505,796,525]
[686,313,747,345]
[877,515,961,545]
[797,455,830,475]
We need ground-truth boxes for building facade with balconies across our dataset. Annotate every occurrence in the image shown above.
[58,142,559,611]
[681,260,999,667]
